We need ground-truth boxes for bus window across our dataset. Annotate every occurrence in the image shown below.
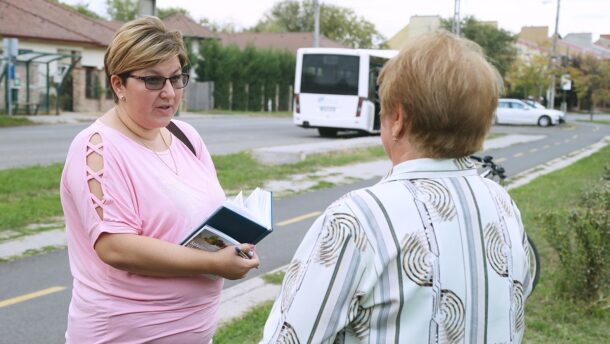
[301,54,359,95]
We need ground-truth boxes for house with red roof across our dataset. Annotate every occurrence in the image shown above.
[0,0,216,113]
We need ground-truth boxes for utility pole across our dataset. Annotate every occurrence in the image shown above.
[548,0,561,109]
[313,0,320,47]
[452,0,461,36]
[138,0,156,17]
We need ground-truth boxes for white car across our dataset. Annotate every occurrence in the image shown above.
[495,99,561,127]
[523,99,566,123]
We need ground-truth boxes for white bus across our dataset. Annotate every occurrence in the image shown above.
[293,47,398,137]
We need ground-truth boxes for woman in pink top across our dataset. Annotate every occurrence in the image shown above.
[60,17,260,343]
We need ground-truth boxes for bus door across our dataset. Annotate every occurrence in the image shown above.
[369,57,385,131]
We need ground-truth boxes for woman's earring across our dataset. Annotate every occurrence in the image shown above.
[121,95,126,102]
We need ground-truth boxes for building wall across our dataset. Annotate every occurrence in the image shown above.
[72,66,114,113]
[387,16,440,50]
[518,27,550,46]
[81,48,106,69]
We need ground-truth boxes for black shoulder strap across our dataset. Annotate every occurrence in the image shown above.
[166,121,196,156]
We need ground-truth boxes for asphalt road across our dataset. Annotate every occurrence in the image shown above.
[0,115,336,170]
[0,118,608,343]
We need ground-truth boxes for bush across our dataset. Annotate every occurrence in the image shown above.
[542,164,610,305]
[196,42,295,111]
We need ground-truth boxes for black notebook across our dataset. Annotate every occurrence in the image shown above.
[180,188,274,252]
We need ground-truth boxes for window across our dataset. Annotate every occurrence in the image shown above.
[105,78,114,100]
[301,54,359,95]
[85,67,99,99]
[510,102,526,109]
[368,57,386,100]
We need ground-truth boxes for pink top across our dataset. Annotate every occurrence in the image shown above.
[60,119,226,344]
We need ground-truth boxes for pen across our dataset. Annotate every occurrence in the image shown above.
[234,246,252,259]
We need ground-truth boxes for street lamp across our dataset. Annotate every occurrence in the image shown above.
[453,0,461,36]
[548,0,561,109]
[313,0,320,47]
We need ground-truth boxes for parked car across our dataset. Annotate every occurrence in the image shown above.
[495,98,562,127]
[522,99,566,123]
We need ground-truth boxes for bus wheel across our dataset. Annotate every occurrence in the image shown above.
[318,128,338,137]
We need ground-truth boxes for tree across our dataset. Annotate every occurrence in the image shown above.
[106,0,138,21]
[157,7,189,20]
[505,54,550,99]
[194,42,296,111]
[56,1,104,19]
[441,16,517,77]
[199,18,238,33]
[251,0,386,48]
[568,55,610,119]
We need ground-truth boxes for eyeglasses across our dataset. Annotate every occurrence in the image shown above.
[127,73,190,90]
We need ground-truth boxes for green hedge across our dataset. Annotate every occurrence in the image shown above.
[196,41,295,112]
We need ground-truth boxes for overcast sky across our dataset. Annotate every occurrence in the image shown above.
[67,0,610,41]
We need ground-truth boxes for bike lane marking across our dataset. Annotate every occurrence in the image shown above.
[276,211,321,227]
[0,212,323,309]
[0,286,66,308]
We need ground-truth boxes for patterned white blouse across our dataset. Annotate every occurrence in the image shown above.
[262,157,534,344]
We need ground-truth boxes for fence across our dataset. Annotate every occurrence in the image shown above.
[183,80,213,111]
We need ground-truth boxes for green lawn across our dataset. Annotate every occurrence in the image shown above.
[0,163,64,241]
[511,145,610,343]
[0,115,35,127]
[212,144,610,343]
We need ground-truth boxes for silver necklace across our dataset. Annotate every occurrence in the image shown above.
[116,109,179,175]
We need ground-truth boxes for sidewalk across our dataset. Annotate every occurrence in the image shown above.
[1,132,608,326]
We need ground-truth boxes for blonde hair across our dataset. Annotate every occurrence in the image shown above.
[378,31,503,158]
[104,16,189,102]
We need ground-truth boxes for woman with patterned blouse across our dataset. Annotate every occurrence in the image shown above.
[262,31,534,344]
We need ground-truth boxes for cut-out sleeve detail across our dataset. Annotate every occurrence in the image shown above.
[86,133,104,220]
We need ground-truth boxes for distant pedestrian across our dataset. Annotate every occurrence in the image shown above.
[60,16,259,343]
[261,31,535,343]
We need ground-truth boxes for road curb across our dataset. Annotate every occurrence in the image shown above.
[218,265,286,325]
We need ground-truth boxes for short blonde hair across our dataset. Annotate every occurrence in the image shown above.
[378,31,503,158]
[104,16,189,102]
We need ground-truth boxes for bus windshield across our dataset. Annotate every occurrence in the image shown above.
[300,54,360,95]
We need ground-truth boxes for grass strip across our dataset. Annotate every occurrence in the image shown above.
[261,271,285,285]
[0,115,35,127]
[213,301,274,343]
[511,144,610,343]
[576,119,610,125]
[213,146,386,194]
[0,163,64,240]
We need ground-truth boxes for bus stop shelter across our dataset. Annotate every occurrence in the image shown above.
[1,51,81,115]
